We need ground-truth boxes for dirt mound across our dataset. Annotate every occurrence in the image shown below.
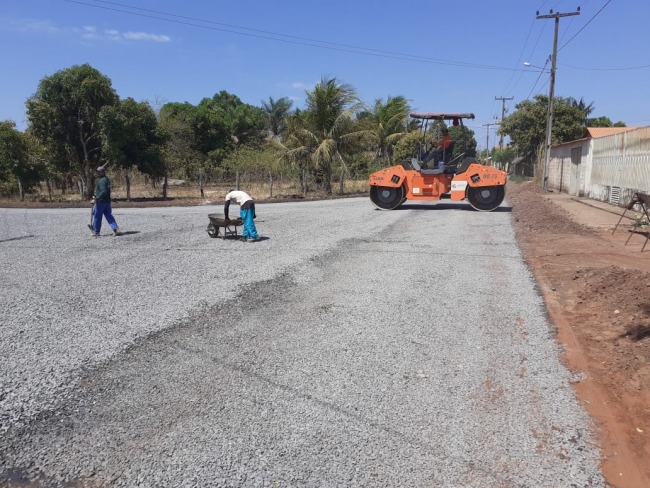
[509,181,650,488]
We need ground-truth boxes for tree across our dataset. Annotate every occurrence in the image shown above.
[222,146,285,198]
[498,95,584,165]
[261,96,293,142]
[359,95,411,166]
[158,102,204,198]
[448,125,477,159]
[0,121,46,199]
[393,131,425,164]
[568,97,595,125]
[198,91,266,148]
[272,109,312,195]
[391,122,477,165]
[26,64,119,199]
[491,147,517,171]
[282,77,366,194]
[0,121,27,198]
[99,98,164,199]
[586,116,627,128]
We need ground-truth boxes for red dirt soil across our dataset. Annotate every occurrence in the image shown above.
[508,181,650,488]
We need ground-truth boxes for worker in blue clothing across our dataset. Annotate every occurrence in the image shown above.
[224,190,260,242]
[91,166,122,236]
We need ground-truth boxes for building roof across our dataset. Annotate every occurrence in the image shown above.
[551,126,642,149]
[585,127,638,138]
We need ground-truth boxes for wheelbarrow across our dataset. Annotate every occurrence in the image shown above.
[207,213,243,239]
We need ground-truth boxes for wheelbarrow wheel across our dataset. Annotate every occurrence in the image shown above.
[207,223,219,238]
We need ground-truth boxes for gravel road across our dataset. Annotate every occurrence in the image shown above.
[0,198,605,487]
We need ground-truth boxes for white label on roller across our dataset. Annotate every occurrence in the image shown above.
[451,181,468,192]
[412,187,420,194]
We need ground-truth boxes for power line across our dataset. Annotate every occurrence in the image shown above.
[62,0,518,72]
[559,62,650,71]
[501,18,536,100]
[558,0,612,51]
[525,57,551,99]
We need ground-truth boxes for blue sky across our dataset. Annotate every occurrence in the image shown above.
[2,0,649,149]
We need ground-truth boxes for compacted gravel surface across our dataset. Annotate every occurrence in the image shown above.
[0,198,605,487]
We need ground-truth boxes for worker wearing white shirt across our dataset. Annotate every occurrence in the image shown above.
[224,190,260,242]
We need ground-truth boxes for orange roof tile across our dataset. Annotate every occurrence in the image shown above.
[586,127,638,138]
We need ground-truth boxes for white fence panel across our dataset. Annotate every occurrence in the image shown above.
[588,127,650,204]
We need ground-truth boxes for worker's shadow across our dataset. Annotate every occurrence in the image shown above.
[222,236,270,242]
[119,231,141,236]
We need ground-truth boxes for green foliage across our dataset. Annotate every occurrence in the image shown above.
[391,123,478,163]
[261,97,293,141]
[358,95,411,166]
[508,174,529,183]
[345,151,375,178]
[99,98,164,177]
[448,125,477,158]
[158,102,206,181]
[586,116,613,128]
[491,147,517,165]
[26,64,119,199]
[198,91,266,148]
[567,97,595,125]
[0,121,45,197]
[630,213,649,229]
[393,131,425,163]
[279,77,368,194]
[498,95,584,163]
[221,146,283,174]
[587,116,627,128]
[158,92,267,189]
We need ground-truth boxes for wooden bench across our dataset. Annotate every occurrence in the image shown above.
[612,192,650,251]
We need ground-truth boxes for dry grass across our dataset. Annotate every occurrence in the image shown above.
[1,176,369,206]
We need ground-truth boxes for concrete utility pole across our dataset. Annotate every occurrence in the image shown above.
[482,122,499,162]
[494,96,513,150]
[536,8,580,190]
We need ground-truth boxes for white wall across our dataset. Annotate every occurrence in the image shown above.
[548,127,650,205]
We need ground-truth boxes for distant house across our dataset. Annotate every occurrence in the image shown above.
[547,126,650,205]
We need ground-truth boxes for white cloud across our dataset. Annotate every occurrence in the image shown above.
[5,18,62,34]
[291,82,315,90]
[2,18,171,44]
[122,31,171,42]
[80,25,98,40]
[105,29,122,41]
[79,27,171,43]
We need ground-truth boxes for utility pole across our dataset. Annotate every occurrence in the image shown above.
[494,96,513,150]
[482,121,499,163]
[537,8,580,190]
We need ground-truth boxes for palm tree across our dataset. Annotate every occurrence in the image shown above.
[359,96,411,166]
[261,96,293,142]
[279,77,367,195]
[568,97,595,126]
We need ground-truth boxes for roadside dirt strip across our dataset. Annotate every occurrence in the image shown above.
[1,198,605,487]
